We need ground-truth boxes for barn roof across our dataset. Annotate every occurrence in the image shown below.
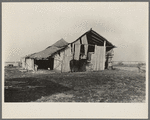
[48,38,68,48]
[26,38,68,60]
[70,29,115,51]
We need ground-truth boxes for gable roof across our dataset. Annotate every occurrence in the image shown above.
[70,29,115,51]
[26,38,68,60]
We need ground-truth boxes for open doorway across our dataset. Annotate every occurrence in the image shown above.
[34,58,54,70]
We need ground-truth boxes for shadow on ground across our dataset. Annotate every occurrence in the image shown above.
[5,77,71,102]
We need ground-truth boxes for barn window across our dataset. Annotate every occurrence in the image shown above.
[88,45,95,52]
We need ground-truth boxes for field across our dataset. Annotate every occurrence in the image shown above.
[4,66,146,102]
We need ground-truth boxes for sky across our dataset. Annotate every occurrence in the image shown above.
[2,2,148,62]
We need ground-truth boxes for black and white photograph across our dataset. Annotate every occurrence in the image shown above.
[2,2,148,119]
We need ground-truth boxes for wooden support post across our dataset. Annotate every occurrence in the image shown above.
[103,41,106,70]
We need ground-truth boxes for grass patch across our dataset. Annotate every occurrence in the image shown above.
[5,67,146,102]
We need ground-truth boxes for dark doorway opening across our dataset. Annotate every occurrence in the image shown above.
[35,58,54,70]
[49,58,54,70]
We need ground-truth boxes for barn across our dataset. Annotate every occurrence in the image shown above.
[21,38,68,71]
[22,29,115,72]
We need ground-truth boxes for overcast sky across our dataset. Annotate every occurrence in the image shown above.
[2,2,148,62]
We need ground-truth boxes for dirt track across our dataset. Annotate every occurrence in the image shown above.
[5,67,146,102]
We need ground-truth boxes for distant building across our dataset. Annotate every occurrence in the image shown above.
[5,61,20,67]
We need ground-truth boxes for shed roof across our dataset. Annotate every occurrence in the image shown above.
[27,38,68,60]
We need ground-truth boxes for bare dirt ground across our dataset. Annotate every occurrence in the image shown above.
[4,66,146,102]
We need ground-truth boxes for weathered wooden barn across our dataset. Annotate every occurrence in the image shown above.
[22,29,115,72]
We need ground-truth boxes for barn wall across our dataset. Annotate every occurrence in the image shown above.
[105,49,114,69]
[53,37,106,72]
[21,58,26,69]
[81,35,88,59]
[85,45,106,71]
[62,45,73,72]
[53,45,73,72]
[53,51,64,71]
[71,35,106,71]
[74,40,81,60]
[90,45,106,71]
[25,58,34,71]
[53,34,107,72]
[72,34,88,60]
